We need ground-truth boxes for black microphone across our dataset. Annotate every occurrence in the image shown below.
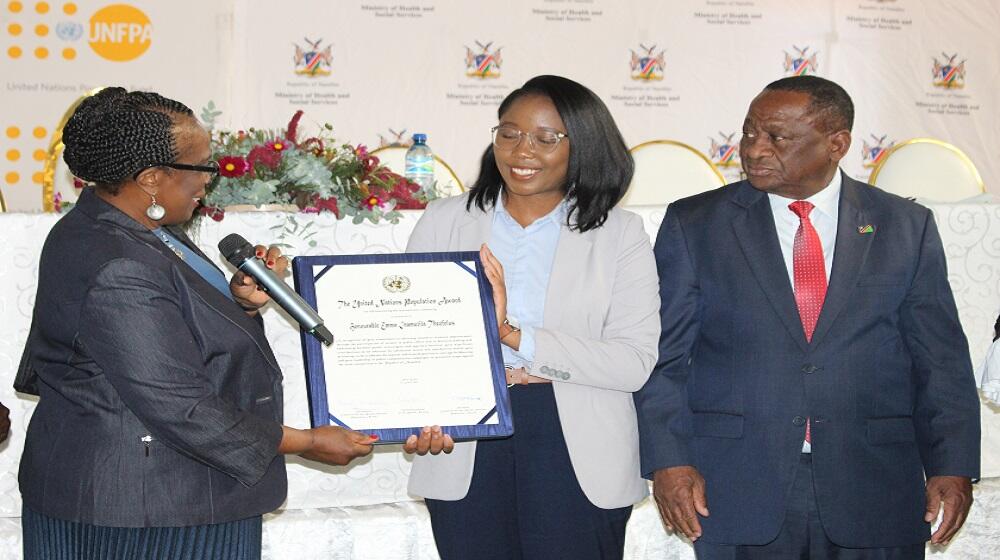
[219,233,333,346]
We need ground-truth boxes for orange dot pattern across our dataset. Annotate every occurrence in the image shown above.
[3,125,52,189]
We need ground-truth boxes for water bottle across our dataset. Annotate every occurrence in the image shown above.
[404,133,435,191]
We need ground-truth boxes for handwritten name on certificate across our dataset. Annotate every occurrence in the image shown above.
[313,260,499,429]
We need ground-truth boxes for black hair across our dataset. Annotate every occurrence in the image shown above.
[466,75,633,233]
[764,75,855,133]
[62,87,195,193]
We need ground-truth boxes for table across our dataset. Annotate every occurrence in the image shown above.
[2,203,999,558]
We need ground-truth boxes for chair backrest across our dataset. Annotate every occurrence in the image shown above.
[622,139,726,206]
[0,187,6,212]
[42,88,104,211]
[869,138,984,202]
[369,146,464,197]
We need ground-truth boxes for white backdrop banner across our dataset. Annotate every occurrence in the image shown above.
[1,0,998,210]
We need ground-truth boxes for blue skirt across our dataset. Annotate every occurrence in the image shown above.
[22,506,262,560]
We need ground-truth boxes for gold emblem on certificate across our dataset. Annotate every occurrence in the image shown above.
[382,274,411,293]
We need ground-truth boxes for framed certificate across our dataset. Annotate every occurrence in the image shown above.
[292,251,513,443]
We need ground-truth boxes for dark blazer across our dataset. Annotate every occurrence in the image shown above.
[635,174,981,548]
[15,188,286,527]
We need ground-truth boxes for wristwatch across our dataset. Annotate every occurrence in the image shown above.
[499,317,521,340]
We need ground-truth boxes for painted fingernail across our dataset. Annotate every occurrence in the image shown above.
[256,249,264,257]
[369,434,379,440]
[267,260,275,267]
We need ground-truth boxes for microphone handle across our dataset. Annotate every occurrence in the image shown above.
[238,256,325,330]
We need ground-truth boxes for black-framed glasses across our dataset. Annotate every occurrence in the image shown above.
[491,125,568,154]
[133,161,220,180]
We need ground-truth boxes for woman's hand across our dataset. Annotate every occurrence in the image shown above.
[480,244,507,328]
[230,244,289,314]
[480,244,520,349]
[403,425,455,455]
[280,425,376,466]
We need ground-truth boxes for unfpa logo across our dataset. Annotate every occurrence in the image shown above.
[88,4,152,62]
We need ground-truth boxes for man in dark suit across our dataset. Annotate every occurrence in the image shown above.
[635,76,981,558]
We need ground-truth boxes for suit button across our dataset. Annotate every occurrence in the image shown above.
[541,366,550,374]
[801,364,819,374]
[792,416,806,426]
[563,372,571,379]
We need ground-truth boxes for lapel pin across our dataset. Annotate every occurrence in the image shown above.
[857,225,875,234]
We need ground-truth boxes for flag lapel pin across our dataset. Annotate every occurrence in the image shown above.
[857,224,875,234]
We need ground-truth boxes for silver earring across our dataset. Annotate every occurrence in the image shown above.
[146,193,165,221]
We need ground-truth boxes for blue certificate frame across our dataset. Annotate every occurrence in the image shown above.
[292,251,513,443]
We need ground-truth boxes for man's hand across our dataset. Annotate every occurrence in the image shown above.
[652,465,710,541]
[925,475,973,545]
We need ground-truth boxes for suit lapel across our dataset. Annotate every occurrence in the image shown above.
[731,182,810,352]
[456,204,494,250]
[544,221,595,328]
[141,226,283,374]
[75,189,283,375]
[809,175,875,349]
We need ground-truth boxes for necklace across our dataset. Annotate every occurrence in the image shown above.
[154,229,185,261]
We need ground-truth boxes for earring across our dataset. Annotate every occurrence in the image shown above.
[145,193,166,221]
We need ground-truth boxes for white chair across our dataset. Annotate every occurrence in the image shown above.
[869,138,985,202]
[369,146,464,197]
[622,140,726,207]
[42,88,104,211]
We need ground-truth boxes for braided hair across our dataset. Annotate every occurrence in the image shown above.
[62,87,195,193]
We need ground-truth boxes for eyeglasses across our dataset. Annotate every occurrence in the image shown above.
[133,161,220,180]
[491,125,568,154]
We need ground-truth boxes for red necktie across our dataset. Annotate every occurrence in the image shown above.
[789,201,827,445]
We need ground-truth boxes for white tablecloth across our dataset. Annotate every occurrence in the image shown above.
[2,203,1000,558]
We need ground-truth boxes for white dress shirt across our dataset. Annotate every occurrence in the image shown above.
[767,170,842,453]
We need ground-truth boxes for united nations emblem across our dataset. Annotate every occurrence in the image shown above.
[862,134,895,168]
[294,37,332,77]
[932,53,966,89]
[465,40,502,79]
[383,275,411,293]
[630,44,665,81]
[708,132,740,168]
[56,22,83,41]
[784,45,818,76]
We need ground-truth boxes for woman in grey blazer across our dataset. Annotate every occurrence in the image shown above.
[14,88,378,560]
[406,75,661,560]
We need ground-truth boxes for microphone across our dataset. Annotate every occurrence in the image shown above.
[218,233,333,346]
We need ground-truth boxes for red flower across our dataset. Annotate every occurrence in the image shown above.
[301,137,325,156]
[72,178,86,190]
[285,110,304,145]
[217,156,250,178]
[269,139,288,152]
[364,194,383,210]
[247,145,282,170]
[199,206,226,222]
[305,195,340,217]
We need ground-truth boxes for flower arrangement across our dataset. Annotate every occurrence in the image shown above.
[200,109,437,223]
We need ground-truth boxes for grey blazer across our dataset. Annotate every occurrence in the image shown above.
[15,188,286,527]
[406,193,660,509]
